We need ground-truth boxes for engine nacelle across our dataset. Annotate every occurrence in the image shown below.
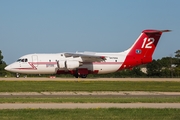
[65,60,80,70]
[58,60,66,68]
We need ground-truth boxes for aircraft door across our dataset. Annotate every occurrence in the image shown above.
[32,55,38,67]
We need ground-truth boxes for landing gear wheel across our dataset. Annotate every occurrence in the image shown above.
[80,74,87,78]
[16,73,20,78]
[74,74,79,78]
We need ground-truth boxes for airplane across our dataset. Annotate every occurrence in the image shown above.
[5,29,170,78]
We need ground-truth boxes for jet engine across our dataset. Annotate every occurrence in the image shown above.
[57,60,81,70]
[65,60,81,69]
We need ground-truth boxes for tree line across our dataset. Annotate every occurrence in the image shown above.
[0,50,180,78]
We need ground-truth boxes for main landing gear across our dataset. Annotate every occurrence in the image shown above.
[74,68,88,78]
[74,73,88,78]
[80,74,87,78]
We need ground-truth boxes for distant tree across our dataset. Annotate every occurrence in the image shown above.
[146,59,162,77]
[175,50,180,66]
[174,67,180,77]
[129,67,146,77]
[159,57,172,68]
[0,50,7,76]
[0,50,3,64]
[174,50,180,77]
[175,50,180,58]
[160,68,171,78]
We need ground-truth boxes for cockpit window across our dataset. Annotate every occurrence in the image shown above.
[17,58,28,62]
[17,59,21,62]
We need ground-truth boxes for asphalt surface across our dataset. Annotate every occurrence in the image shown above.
[0,103,180,109]
[0,77,180,81]
[0,91,180,98]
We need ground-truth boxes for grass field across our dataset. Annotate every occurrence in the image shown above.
[0,81,180,92]
[0,108,180,120]
[1,80,180,119]
[0,97,180,103]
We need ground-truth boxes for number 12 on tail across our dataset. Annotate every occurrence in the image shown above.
[141,38,155,49]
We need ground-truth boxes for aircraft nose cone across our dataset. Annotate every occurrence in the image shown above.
[4,65,11,71]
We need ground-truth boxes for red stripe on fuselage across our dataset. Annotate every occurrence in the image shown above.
[14,62,123,70]
[83,62,123,65]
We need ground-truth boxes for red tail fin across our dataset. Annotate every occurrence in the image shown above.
[122,29,170,69]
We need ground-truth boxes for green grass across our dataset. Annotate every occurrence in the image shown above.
[0,81,180,92]
[0,81,179,120]
[0,108,180,120]
[0,97,180,103]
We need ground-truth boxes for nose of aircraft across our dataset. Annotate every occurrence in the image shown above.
[4,65,11,71]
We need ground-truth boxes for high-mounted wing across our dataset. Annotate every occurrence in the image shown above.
[64,52,106,62]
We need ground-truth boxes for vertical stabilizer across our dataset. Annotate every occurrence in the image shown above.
[120,29,170,69]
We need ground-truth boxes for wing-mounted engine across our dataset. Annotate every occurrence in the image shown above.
[57,60,82,70]
[57,60,66,68]
[65,60,81,69]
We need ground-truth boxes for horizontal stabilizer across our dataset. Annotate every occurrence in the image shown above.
[143,29,171,34]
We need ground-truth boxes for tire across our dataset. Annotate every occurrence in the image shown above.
[80,74,87,78]
[74,74,79,78]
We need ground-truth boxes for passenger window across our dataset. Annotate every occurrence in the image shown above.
[25,59,28,62]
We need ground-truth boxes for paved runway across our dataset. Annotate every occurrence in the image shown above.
[0,91,180,98]
[0,77,180,81]
[0,103,180,109]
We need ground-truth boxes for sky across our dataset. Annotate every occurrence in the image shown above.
[0,0,180,64]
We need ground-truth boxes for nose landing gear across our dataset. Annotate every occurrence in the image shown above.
[16,73,20,78]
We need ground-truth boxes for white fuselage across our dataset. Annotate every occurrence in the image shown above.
[5,52,128,75]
